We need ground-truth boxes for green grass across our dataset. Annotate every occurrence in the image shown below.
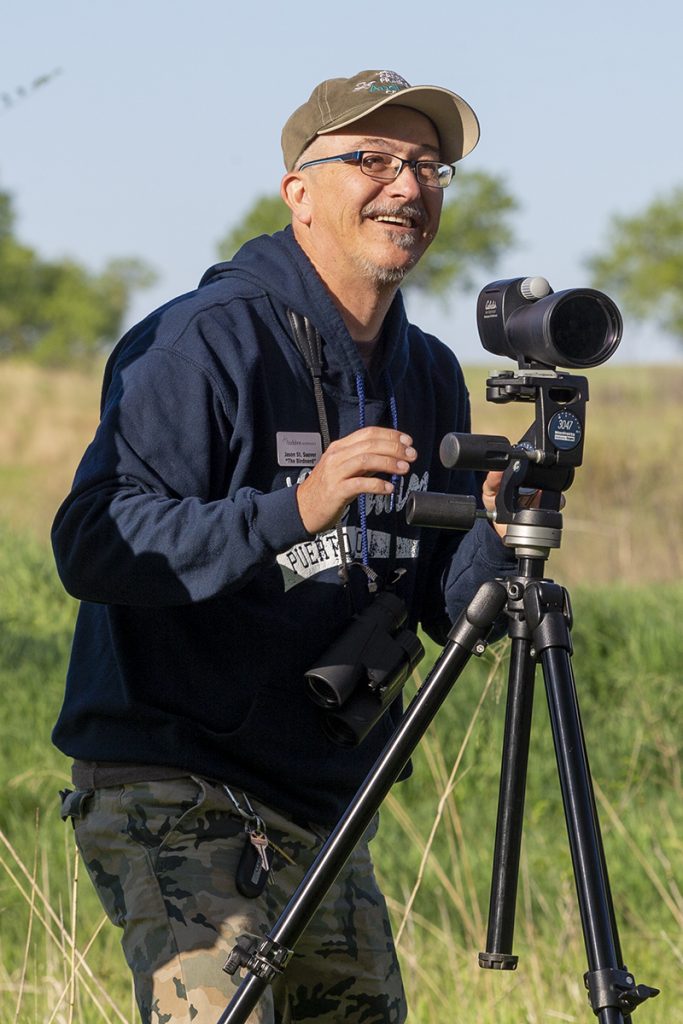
[1,357,681,1022]
[1,525,680,1022]
[373,585,683,1022]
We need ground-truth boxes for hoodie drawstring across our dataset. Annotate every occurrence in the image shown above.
[356,371,399,580]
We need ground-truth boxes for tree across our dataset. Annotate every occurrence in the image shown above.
[0,184,156,365]
[216,170,518,298]
[217,195,291,261]
[587,186,683,345]
[403,170,518,299]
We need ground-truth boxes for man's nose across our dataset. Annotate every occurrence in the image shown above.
[387,162,423,200]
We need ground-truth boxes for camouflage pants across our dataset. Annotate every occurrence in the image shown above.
[62,777,406,1024]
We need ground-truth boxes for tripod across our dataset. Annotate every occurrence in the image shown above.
[217,372,660,1024]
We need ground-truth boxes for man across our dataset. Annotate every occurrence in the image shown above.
[53,70,515,1023]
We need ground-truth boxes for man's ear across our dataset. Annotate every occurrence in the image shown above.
[280,172,313,226]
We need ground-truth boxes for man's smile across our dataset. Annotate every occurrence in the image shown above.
[362,204,426,234]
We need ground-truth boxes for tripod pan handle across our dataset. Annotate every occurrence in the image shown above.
[440,432,513,470]
[405,492,478,530]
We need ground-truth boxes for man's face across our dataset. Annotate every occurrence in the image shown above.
[289,106,445,288]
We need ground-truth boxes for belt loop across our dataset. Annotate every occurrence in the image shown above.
[71,760,98,788]
[59,787,94,824]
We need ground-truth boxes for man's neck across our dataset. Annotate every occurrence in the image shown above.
[293,225,399,341]
[332,283,396,342]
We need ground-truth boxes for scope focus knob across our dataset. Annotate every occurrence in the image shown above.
[520,276,551,301]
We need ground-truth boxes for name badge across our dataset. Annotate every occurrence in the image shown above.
[276,431,322,467]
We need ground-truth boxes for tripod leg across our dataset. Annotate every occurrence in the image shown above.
[525,581,659,1024]
[216,580,509,1024]
[480,631,536,970]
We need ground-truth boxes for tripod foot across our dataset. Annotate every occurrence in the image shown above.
[584,967,660,1016]
[478,951,518,970]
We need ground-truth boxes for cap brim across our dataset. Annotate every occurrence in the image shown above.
[317,84,480,163]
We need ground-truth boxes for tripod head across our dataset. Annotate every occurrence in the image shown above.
[407,276,623,562]
[406,368,588,560]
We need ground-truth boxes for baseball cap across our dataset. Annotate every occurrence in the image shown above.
[281,69,480,171]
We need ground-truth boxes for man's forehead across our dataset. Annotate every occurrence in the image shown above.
[314,108,441,156]
[350,134,440,154]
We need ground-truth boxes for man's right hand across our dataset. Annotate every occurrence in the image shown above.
[296,427,417,535]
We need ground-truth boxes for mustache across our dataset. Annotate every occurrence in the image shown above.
[360,202,428,228]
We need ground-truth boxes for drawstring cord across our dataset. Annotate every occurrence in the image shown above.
[355,370,400,587]
[355,372,369,568]
[383,369,400,514]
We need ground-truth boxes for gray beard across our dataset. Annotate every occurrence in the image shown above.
[353,230,420,286]
[356,261,407,286]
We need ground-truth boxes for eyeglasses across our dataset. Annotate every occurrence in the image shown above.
[297,150,456,189]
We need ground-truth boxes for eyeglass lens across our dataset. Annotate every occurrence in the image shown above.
[359,152,452,187]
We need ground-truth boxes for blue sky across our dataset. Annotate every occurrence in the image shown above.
[3,0,682,363]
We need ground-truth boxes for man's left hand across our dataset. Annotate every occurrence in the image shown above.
[482,471,542,541]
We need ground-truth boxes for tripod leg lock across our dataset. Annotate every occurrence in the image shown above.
[223,935,293,982]
[448,579,508,653]
[523,581,573,655]
[584,967,660,1016]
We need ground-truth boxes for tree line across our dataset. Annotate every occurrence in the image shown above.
[0,187,155,364]
[2,172,681,365]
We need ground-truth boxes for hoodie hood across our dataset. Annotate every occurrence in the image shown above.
[198,226,412,393]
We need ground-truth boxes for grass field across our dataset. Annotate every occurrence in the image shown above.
[0,359,681,1022]
[2,359,681,586]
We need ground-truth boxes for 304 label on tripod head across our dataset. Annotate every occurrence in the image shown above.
[548,410,582,450]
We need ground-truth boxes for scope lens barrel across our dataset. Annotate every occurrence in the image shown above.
[507,289,622,368]
[548,291,622,366]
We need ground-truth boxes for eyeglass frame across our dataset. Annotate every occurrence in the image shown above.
[296,149,456,189]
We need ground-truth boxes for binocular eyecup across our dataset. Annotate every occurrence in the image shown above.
[306,591,424,748]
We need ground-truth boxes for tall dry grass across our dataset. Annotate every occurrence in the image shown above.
[0,362,102,541]
[1,359,681,583]
[466,363,683,587]
[2,625,680,1023]
[0,820,135,1024]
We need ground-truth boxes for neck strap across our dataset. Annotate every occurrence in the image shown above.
[287,310,351,587]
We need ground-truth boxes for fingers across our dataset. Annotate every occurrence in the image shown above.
[296,428,417,535]
[517,487,542,510]
[483,470,565,542]
[483,472,542,511]
[480,471,506,540]
[482,471,503,511]
[331,429,416,481]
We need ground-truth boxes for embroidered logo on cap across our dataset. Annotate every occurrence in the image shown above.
[352,71,411,95]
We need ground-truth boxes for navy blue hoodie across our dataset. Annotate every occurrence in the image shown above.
[51,227,514,825]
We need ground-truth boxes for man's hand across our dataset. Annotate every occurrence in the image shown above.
[482,471,505,540]
[482,471,542,541]
[296,427,417,535]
